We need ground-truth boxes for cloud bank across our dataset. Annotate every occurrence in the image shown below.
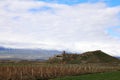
[0,1,120,56]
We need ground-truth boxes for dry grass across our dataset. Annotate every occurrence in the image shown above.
[0,63,120,80]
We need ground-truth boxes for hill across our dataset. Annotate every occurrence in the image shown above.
[49,50,120,64]
[79,50,120,63]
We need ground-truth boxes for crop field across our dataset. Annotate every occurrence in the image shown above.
[0,63,120,80]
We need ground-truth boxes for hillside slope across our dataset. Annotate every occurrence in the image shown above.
[49,50,120,64]
[80,50,119,63]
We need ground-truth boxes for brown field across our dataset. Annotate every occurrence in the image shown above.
[0,63,120,80]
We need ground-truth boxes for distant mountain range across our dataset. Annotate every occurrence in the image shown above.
[0,46,6,50]
[0,46,61,60]
[117,57,120,59]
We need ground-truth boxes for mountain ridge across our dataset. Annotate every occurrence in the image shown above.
[0,46,61,60]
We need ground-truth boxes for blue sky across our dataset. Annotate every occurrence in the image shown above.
[107,26,120,38]
[38,0,120,6]
[0,0,120,57]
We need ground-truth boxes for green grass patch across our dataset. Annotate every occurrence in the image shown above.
[52,71,120,80]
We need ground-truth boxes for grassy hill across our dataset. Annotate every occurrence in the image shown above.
[49,50,120,64]
[79,50,119,63]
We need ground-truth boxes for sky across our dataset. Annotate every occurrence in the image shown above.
[0,0,120,56]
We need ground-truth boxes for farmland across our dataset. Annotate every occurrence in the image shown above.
[0,63,120,80]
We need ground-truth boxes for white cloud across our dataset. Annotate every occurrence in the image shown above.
[0,1,120,56]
